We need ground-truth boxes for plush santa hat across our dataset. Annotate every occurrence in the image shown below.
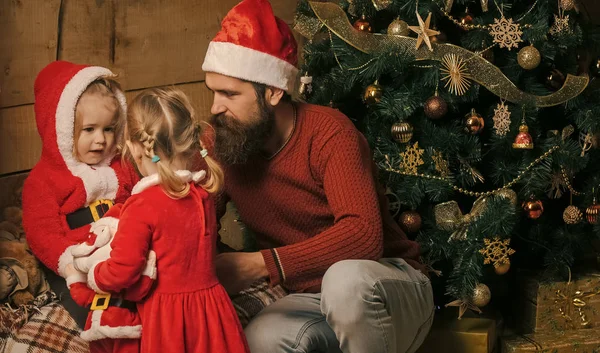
[202,0,298,93]
[34,61,127,205]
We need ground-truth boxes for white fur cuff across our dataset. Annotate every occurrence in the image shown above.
[57,245,77,278]
[87,261,108,294]
[80,310,142,341]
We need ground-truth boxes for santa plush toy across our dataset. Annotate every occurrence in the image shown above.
[67,206,156,347]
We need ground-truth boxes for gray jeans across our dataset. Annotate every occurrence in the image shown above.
[244,258,435,353]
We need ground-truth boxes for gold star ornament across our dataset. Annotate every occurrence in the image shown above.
[409,12,440,52]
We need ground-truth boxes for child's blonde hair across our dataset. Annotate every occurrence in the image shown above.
[125,87,223,198]
[74,77,124,156]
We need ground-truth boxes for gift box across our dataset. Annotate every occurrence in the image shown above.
[501,328,600,352]
[416,311,500,353]
[516,272,600,333]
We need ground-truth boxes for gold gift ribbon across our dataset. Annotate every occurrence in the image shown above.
[301,2,588,107]
[554,269,600,328]
[434,196,488,241]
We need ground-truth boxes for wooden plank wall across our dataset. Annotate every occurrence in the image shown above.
[0,0,300,176]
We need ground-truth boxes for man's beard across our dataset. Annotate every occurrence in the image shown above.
[212,100,275,166]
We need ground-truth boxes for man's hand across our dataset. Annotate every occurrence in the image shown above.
[215,252,268,295]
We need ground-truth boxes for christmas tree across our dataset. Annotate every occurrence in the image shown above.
[295,0,600,316]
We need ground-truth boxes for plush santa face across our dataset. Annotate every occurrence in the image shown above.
[74,93,119,165]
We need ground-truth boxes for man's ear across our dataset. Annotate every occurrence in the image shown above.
[265,87,285,107]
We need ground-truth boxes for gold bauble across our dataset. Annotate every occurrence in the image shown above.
[387,18,410,36]
[353,15,372,33]
[399,210,422,233]
[391,121,413,143]
[563,205,583,224]
[464,108,484,134]
[560,0,576,11]
[517,45,541,70]
[363,81,383,105]
[424,95,448,119]
[522,196,544,219]
[494,262,511,275]
[472,283,491,308]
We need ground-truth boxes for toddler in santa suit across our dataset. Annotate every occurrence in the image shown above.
[22,61,149,352]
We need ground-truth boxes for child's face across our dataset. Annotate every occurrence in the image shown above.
[75,94,118,165]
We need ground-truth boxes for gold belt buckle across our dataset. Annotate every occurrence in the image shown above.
[90,293,111,310]
[89,199,114,221]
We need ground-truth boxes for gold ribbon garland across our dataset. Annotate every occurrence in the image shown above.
[435,196,488,241]
[303,2,589,107]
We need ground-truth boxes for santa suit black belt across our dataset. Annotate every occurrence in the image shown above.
[66,199,114,230]
[87,293,137,311]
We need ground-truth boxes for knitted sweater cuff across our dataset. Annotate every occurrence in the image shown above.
[261,249,283,287]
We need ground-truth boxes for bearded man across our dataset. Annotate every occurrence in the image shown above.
[202,1,434,352]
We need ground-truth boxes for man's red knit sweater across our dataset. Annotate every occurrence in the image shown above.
[218,103,423,292]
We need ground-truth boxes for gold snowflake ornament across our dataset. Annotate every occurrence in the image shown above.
[479,237,515,268]
[550,14,570,36]
[400,142,425,174]
[489,16,523,50]
[440,54,472,96]
[492,102,511,136]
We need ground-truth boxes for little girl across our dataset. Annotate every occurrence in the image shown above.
[23,61,138,323]
[84,87,250,353]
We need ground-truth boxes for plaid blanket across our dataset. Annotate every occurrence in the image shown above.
[0,295,88,353]
[230,279,289,327]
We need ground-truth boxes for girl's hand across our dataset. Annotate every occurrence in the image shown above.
[64,263,80,278]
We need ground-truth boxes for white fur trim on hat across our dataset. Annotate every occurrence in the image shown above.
[58,245,78,278]
[202,41,298,93]
[55,66,127,206]
[80,310,142,341]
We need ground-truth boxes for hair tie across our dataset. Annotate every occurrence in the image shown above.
[151,155,161,163]
[200,149,208,158]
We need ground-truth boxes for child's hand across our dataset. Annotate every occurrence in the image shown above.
[64,263,80,278]
[73,243,112,273]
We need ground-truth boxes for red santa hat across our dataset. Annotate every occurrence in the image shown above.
[202,0,298,93]
[34,61,127,205]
